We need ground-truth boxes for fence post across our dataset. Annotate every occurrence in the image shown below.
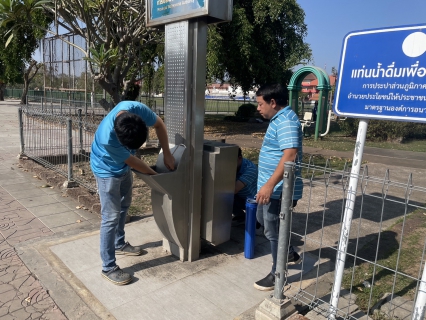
[274,162,296,299]
[413,262,426,319]
[256,162,296,320]
[329,119,369,319]
[63,118,78,188]
[18,108,25,156]
[41,97,44,112]
[60,99,63,115]
[78,109,83,153]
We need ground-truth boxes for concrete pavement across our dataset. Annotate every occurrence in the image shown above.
[0,99,425,320]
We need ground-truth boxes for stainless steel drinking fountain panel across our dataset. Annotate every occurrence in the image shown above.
[201,141,238,245]
[133,145,188,259]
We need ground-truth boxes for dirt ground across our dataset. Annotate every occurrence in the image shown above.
[17,118,268,220]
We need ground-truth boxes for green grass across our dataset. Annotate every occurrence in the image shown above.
[241,148,352,179]
[342,209,426,312]
[303,133,426,153]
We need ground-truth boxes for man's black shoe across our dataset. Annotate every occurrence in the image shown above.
[288,252,302,265]
[254,273,275,291]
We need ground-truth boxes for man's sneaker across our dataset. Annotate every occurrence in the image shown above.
[254,273,275,291]
[288,251,302,265]
[115,242,146,256]
[101,266,132,285]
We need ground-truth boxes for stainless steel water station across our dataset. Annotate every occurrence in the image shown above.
[135,0,235,262]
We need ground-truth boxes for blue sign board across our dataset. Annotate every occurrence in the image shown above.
[334,24,426,123]
[151,0,205,20]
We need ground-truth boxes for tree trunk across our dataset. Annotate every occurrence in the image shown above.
[0,83,5,101]
[20,78,29,105]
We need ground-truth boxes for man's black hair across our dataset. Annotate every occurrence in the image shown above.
[256,83,289,107]
[114,112,148,150]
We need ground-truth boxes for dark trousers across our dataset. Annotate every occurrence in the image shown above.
[233,194,247,217]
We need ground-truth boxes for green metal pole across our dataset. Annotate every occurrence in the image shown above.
[315,91,324,141]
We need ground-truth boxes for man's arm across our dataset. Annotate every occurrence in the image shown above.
[235,180,246,194]
[256,148,298,204]
[125,155,157,175]
[153,116,175,170]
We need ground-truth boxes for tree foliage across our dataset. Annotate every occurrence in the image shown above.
[206,0,312,95]
[0,0,164,106]
[0,1,50,101]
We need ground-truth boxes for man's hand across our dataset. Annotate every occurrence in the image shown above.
[256,183,274,205]
[153,116,175,171]
[163,152,175,171]
[125,155,157,175]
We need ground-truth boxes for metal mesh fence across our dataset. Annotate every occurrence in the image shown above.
[20,106,97,192]
[283,161,426,319]
[42,33,92,94]
[6,89,248,116]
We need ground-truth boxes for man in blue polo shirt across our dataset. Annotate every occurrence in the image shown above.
[91,100,175,286]
[253,83,303,291]
[232,147,258,225]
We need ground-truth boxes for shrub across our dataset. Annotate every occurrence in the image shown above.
[235,103,257,120]
[338,118,426,142]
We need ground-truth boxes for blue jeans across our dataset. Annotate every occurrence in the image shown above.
[256,198,295,275]
[95,170,133,272]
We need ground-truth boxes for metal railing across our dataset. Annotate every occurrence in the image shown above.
[7,89,250,115]
[19,106,98,192]
[278,159,426,319]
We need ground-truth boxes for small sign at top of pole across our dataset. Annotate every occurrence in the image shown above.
[146,0,233,27]
[334,24,426,123]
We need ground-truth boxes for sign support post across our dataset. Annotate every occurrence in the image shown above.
[331,23,426,318]
[329,119,368,319]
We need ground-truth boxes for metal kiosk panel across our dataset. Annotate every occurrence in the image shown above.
[201,141,238,245]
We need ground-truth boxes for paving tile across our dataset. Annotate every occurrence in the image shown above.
[17,195,60,208]
[110,294,172,320]
[0,209,35,221]
[50,220,96,234]
[5,229,53,246]
[0,182,37,193]
[209,255,269,294]
[0,178,28,186]
[152,280,232,320]
[75,267,164,310]
[0,285,14,295]
[0,201,28,214]
[74,209,99,221]
[50,239,101,273]
[6,188,49,200]
[182,268,268,317]
[27,203,72,217]
[38,211,86,229]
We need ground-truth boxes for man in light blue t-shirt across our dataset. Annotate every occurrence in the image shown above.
[91,100,175,286]
[253,83,303,291]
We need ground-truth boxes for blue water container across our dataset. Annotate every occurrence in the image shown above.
[244,198,258,259]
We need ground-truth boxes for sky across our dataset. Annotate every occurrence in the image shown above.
[296,0,426,74]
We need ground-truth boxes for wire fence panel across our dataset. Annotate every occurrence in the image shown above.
[6,89,245,116]
[284,162,426,319]
[20,106,98,193]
